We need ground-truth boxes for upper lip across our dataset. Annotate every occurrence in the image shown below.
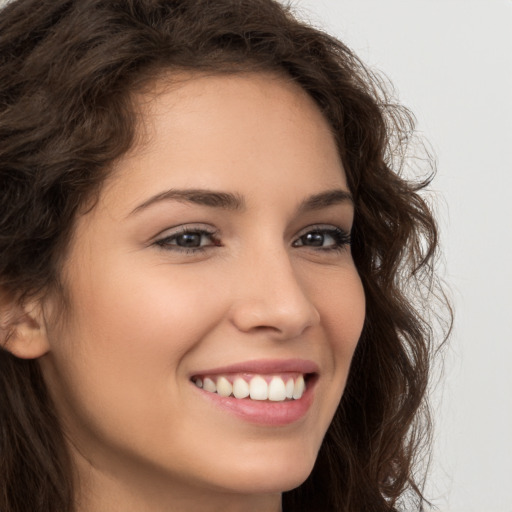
[190,358,319,377]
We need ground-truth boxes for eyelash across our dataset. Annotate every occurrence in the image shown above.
[154,226,221,254]
[292,226,351,252]
[154,225,351,254]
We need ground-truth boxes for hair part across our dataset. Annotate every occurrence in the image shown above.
[0,1,450,511]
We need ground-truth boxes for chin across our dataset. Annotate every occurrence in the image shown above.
[217,468,313,495]
[204,444,318,495]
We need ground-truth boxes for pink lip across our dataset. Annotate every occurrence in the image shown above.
[190,358,319,377]
[190,358,319,426]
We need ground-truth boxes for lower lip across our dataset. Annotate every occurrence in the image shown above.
[192,377,317,426]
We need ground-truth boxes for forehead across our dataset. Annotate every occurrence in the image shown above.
[101,71,347,214]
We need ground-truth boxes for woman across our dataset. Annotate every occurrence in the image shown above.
[0,0,448,511]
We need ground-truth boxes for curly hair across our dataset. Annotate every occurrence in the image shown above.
[0,0,449,510]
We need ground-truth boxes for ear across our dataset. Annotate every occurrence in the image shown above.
[0,293,50,359]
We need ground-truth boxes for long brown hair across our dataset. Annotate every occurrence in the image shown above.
[0,1,449,510]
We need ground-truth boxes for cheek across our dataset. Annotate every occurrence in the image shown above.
[42,262,232,456]
[310,265,365,348]
[334,276,365,351]
[308,265,365,397]
[44,258,228,421]
[66,263,227,370]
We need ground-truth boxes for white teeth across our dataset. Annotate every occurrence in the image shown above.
[268,376,287,401]
[285,378,294,399]
[233,377,250,399]
[195,374,309,401]
[203,377,217,393]
[249,376,268,400]
[292,375,305,399]
[216,376,233,397]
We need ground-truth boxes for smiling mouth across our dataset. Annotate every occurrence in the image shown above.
[191,373,315,402]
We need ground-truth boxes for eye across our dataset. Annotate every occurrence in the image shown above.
[154,227,220,252]
[292,226,351,251]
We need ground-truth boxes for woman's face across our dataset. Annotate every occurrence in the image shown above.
[40,73,365,505]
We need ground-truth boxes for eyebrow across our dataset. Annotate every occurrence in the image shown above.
[129,188,246,215]
[129,187,353,216]
[297,189,354,213]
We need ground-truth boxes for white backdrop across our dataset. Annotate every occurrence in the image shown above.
[293,1,512,511]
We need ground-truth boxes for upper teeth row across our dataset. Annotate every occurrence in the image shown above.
[193,375,306,401]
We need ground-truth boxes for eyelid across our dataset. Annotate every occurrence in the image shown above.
[151,223,217,241]
[292,224,352,249]
[152,224,220,251]
[294,223,351,239]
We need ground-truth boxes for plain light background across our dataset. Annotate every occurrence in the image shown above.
[293,1,512,511]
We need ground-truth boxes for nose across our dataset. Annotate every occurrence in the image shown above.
[229,248,321,340]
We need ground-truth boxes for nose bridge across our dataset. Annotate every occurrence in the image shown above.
[229,240,320,339]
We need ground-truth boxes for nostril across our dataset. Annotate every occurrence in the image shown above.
[229,300,319,340]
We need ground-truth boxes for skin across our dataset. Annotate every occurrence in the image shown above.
[35,72,366,512]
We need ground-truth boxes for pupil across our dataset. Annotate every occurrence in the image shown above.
[177,233,201,247]
[304,232,324,246]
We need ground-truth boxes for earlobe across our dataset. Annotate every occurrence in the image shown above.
[0,295,50,359]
